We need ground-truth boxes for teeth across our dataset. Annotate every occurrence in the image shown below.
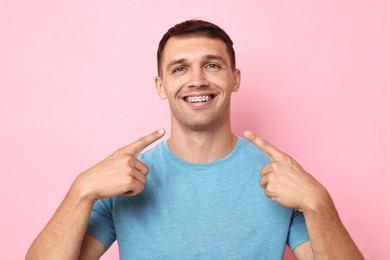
[186,95,211,103]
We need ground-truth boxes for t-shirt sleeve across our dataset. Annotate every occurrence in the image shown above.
[86,198,116,249]
[287,209,310,251]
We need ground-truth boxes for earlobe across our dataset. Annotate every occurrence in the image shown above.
[155,76,167,99]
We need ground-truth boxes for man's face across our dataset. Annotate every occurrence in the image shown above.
[155,35,241,131]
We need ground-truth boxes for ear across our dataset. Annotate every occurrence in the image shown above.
[155,76,167,99]
[232,69,241,92]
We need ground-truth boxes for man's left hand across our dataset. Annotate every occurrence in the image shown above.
[244,131,328,212]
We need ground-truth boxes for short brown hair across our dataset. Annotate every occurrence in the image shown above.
[157,20,236,75]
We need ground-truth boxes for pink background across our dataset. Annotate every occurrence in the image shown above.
[1,0,389,259]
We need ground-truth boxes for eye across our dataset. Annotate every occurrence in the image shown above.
[173,66,186,73]
[205,63,221,70]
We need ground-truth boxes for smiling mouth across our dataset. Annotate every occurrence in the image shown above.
[184,94,216,103]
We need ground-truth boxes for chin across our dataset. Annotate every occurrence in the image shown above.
[172,106,230,132]
[183,117,224,132]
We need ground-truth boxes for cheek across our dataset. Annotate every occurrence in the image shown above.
[163,78,187,96]
[214,79,235,93]
[208,72,235,89]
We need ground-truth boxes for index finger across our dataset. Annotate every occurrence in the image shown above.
[125,129,165,156]
[244,130,285,161]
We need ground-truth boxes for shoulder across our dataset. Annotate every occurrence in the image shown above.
[137,141,166,165]
[237,137,271,165]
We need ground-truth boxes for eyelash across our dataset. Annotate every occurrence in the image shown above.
[206,63,221,69]
[172,63,221,74]
[173,66,186,73]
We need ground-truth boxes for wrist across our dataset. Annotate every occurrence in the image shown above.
[69,174,98,204]
[302,185,336,216]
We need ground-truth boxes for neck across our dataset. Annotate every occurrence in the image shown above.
[167,122,237,164]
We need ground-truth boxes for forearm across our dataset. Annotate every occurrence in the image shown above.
[303,189,364,260]
[26,182,95,260]
[26,130,164,259]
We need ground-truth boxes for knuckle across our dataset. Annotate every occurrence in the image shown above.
[259,169,265,176]
[133,185,144,195]
[265,183,273,193]
[137,136,147,145]
[270,162,278,171]
[138,175,146,184]
[285,155,293,163]
[264,188,271,197]
[127,157,136,167]
[128,167,135,175]
[259,180,265,188]
[263,140,270,147]
[117,145,130,155]
[127,176,135,184]
[113,148,124,157]
[262,140,273,150]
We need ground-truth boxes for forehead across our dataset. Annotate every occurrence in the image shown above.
[161,35,230,64]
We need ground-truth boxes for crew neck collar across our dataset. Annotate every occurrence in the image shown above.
[162,137,243,171]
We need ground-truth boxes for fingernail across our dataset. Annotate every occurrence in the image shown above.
[244,131,252,138]
[158,129,165,134]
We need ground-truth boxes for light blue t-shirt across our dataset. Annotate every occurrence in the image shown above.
[87,137,309,259]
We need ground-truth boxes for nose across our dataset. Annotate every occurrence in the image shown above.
[188,68,209,88]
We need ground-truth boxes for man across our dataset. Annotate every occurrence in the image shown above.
[26,20,363,259]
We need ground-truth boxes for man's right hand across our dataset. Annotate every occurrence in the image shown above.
[73,129,165,201]
[26,129,165,260]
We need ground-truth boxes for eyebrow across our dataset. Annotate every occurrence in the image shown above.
[204,54,225,63]
[166,58,188,70]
